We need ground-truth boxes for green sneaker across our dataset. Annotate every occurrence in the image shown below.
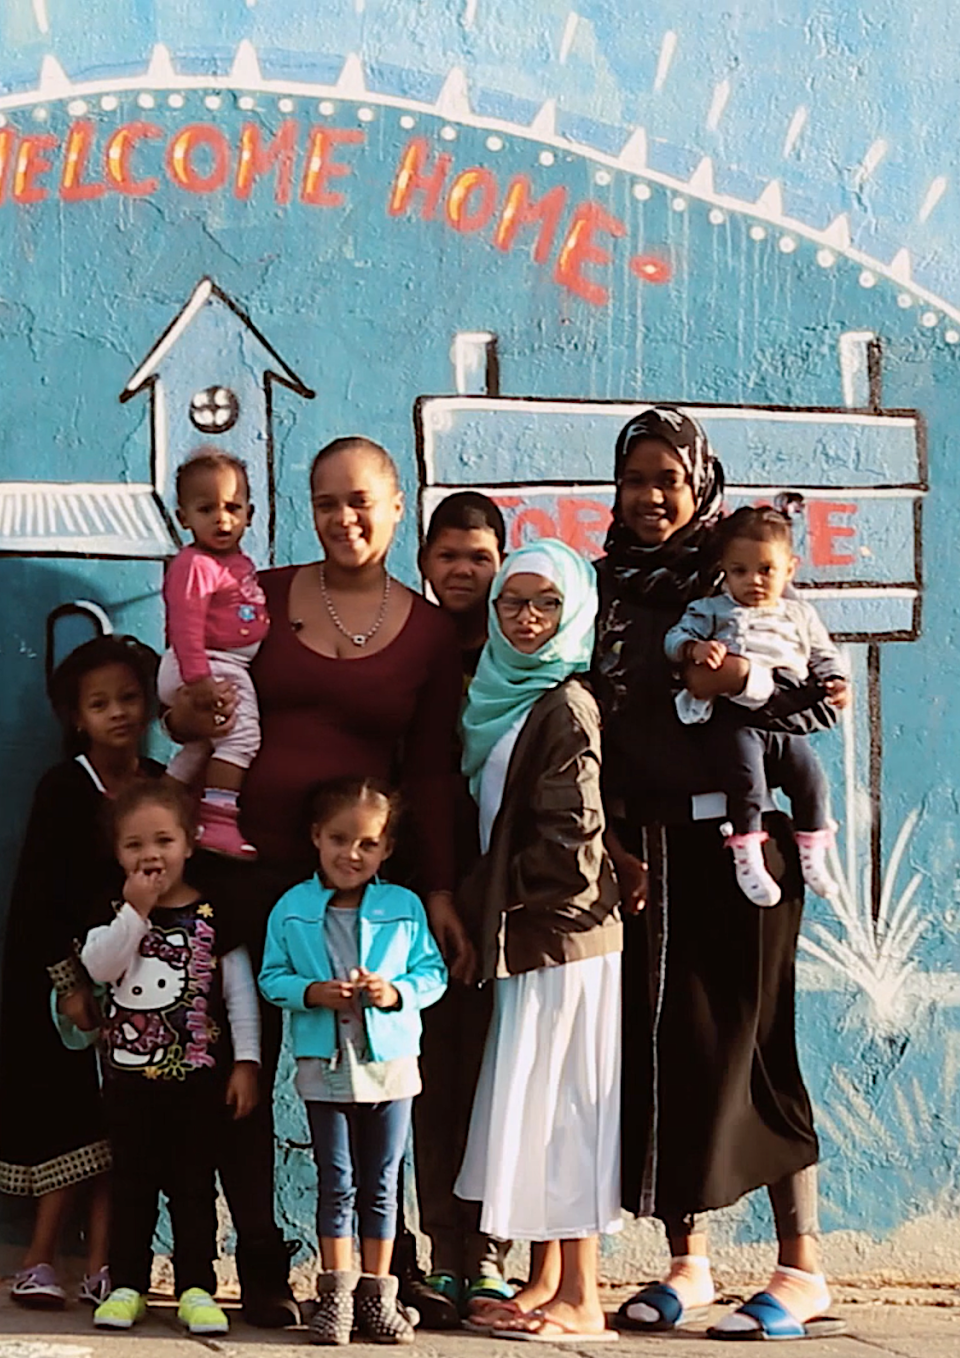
[178,1287,229,1335]
[94,1287,147,1329]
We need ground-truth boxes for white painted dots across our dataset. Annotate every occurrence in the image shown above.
[859,270,877,288]
[238,95,256,111]
[205,94,222,111]
[816,248,836,267]
[595,170,612,186]
[539,150,555,166]
[897,293,914,309]
[945,330,960,345]
[137,93,156,109]
[358,107,375,123]
[399,114,415,129]
[278,97,295,113]
[671,196,687,212]
[633,183,652,201]
[486,136,503,152]
[440,125,457,141]
[67,100,87,116]
[921,311,939,328]
[708,208,726,225]
[32,106,49,122]
[778,235,797,253]
[320,101,337,116]
[749,224,766,241]
[100,95,118,111]
[168,93,185,109]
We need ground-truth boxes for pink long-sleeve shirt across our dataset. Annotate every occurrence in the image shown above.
[164,544,270,684]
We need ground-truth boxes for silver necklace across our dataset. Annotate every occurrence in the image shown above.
[319,563,391,647]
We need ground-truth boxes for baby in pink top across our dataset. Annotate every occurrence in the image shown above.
[157,450,270,859]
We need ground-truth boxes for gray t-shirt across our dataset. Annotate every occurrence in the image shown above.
[295,904,421,1104]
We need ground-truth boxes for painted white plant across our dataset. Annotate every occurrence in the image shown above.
[799,810,925,1026]
[798,675,926,1027]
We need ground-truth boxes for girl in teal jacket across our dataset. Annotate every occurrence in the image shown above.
[259,776,446,1345]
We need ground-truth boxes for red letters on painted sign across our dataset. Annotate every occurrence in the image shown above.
[0,119,673,309]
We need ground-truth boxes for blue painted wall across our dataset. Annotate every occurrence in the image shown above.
[2,0,959,1273]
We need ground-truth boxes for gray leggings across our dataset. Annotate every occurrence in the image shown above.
[662,1165,820,1245]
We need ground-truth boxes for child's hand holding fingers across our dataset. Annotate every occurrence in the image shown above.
[225,1061,259,1119]
[356,968,400,1010]
[185,675,223,712]
[305,979,355,1010]
[691,639,728,669]
[824,678,851,709]
[124,865,164,918]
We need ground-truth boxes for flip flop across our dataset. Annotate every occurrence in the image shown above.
[500,1309,619,1344]
[614,1282,712,1332]
[462,1299,522,1334]
[708,1292,848,1341]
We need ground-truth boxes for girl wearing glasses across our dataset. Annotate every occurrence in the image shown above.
[453,539,622,1344]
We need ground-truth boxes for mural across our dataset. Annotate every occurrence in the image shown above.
[2,0,960,1278]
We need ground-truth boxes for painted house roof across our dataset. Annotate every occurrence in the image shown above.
[0,483,180,558]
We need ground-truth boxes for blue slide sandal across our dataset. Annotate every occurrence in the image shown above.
[615,1282,712,1332]
[708,1291,848,1341]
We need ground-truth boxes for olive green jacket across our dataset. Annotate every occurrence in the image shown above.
[459,676,622,981]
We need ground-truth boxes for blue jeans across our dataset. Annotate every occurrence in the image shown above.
[306,1099,413,1241]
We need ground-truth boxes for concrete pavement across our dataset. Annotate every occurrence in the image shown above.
[2,1282,960,1358]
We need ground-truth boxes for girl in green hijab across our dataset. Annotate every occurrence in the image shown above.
[454,539,623,1343]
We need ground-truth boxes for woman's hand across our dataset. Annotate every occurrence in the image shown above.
[605,826,647,913]
[305,979,355,1010]
[164,679,238,744]
[356,969,400,1009]
[683,653,750,700]
[59,986,101,1033]
[824,678,851,709]
[426,891,477,985]
[225,1061,260,1119]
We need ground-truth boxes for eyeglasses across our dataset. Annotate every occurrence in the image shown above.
[495,593,563,619]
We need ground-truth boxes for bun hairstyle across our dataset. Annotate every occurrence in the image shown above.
[109,779,198,845]
[308,775,402,841]
[716,496,805,554]
[48,634,159,756]
[309,436,400,493]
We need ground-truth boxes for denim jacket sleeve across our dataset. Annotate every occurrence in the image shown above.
[258,888,312,1012]
[390,893,448,1015]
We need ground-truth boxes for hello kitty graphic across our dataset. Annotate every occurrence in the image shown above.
[104,929,190,1072]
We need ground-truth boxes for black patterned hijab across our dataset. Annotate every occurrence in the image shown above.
[595,407,726,718]
[602,405,725,608]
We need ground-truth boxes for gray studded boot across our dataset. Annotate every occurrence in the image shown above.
[354,1273,417,1345]
[309,1270,359,1346]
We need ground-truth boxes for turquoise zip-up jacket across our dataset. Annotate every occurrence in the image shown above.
[258,877,447,1062]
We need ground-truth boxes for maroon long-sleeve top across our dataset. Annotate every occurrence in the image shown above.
[239,566,461,892]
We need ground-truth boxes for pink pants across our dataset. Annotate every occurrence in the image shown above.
[157,645,261,785]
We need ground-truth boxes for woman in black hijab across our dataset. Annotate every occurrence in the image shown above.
[594,407,845,1342]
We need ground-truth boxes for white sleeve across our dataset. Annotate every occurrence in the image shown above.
[804,603,847,681]
[80,904,150,984]
[222,946,261,1064]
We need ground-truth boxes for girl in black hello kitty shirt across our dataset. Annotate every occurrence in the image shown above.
[81,781,260,1337]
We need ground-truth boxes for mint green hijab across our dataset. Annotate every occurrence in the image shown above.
[461,538,599,800]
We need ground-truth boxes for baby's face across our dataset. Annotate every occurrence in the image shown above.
[723,535,796,608]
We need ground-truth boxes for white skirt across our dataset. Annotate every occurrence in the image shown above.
[454,952,622,1241]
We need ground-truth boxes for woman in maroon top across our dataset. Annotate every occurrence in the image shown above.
[167,436,467,1325]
